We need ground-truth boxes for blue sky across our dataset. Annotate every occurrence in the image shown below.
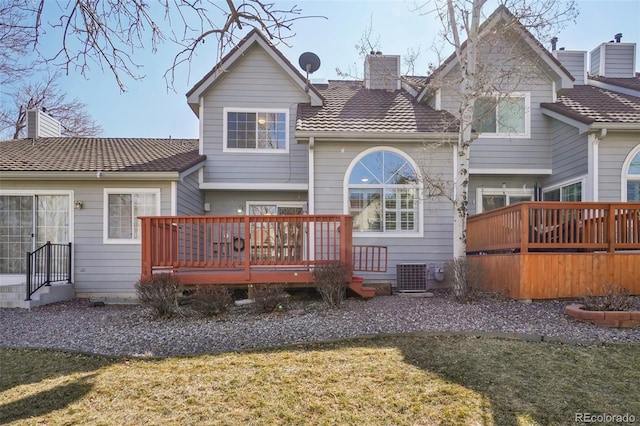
[49,0,640,139]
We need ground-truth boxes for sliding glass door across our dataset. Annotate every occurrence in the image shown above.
[0,194,69,276]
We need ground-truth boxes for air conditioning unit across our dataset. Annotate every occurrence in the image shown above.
[396,263,427,292]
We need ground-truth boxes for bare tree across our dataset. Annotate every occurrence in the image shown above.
[0,72,103,139]
[2,0,320,92]
[412,0,577,297]
[0,2,34,84]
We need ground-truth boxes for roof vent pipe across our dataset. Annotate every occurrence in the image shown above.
[551,37,558,51]
[614,33,623,43]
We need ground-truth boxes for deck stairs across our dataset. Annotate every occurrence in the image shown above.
[347,276,376,299]
[0,283,75,309]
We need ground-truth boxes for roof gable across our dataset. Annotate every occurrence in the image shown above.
[186,29,324,114]
[418,5,574,102]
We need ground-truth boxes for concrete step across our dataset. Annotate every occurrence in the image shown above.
[0,283,75,309]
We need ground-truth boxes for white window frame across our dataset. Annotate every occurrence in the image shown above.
[103,188,160,244]
[475,187,534,214]
[474,92,531,139]
[622,144,640,202]
[543,178,585,202]
[223,107,289,153]
[343,147,423,238]
[245,201,307,215]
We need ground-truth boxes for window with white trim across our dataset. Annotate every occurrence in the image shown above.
[347,149,420,233]
[543,181,582,201]
[472,93,530,137]
[247,202,305,215]
[224,108,288,151]
[624,148,640,201]
[476,188,533,213]
[104,189,160,243]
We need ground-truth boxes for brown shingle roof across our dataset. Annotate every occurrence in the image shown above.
[540,85,640,124]
[589,75,640,92]
[297,80,458,134]
[0,138,204,172]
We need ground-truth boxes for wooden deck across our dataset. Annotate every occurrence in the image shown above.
[140,214,386,296]
[467,202,640,299]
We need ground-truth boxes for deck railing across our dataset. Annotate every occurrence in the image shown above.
[140,215,356,277]
[467,202,640,254]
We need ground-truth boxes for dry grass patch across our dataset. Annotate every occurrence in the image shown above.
[1,336,639,425]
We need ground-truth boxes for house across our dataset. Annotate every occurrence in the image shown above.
[1,6,639,306]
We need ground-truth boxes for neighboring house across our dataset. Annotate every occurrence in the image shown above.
[1,6,639,303]
[0,110,205,303]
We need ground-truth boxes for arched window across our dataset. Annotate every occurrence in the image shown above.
[624,147,640,201]
[346,148,421,234]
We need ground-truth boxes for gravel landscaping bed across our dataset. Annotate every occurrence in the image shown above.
[1,292,638,357]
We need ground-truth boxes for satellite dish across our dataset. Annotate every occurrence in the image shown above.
[298,52,321,93]
[298,52,321,74]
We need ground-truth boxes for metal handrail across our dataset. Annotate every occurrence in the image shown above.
[26,242,72,301]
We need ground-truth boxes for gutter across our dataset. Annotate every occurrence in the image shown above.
[0,171,182,181]
[295,131,459,142]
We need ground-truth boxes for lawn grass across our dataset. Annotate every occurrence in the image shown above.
[1,335,638,425]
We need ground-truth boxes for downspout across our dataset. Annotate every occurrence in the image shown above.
[308,136,315,214]
[308,136,315,262]
[588,128,606,201]
[170,181,177,215]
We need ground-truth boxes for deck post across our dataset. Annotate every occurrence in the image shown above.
[141,217,152,278]
[340,215,354,270]
[244,216,251,280]
[607,204,615,253]
[520,204,529,253]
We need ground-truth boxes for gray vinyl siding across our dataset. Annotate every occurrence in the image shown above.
[203,190,307,215]
[544,120,588,187]
[553,51,586,84]
[0,179,172,299]
[313,142,454,286]
[590,43,636,78]
[590,47,601,76]
[598,135,640,201]
[176,171,204,215]
[200,45,309,184]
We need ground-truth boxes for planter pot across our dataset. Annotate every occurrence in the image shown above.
[564,304,640,328]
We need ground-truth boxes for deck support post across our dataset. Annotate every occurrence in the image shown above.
[520,204,529,253]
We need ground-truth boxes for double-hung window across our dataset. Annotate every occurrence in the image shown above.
[347,149,421,234]
[224,108,288,152]
[473,93,530,137]
[104,189,160,243]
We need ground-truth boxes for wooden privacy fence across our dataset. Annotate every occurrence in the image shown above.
[140,215,386,285]
[467,202,640,254]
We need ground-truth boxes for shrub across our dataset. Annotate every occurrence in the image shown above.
[135,273,180,318]
[313,262,352,308]
[444,257,483,303]
[190,285,233,317]
[582,285,636,311]
[251,284,288,313]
